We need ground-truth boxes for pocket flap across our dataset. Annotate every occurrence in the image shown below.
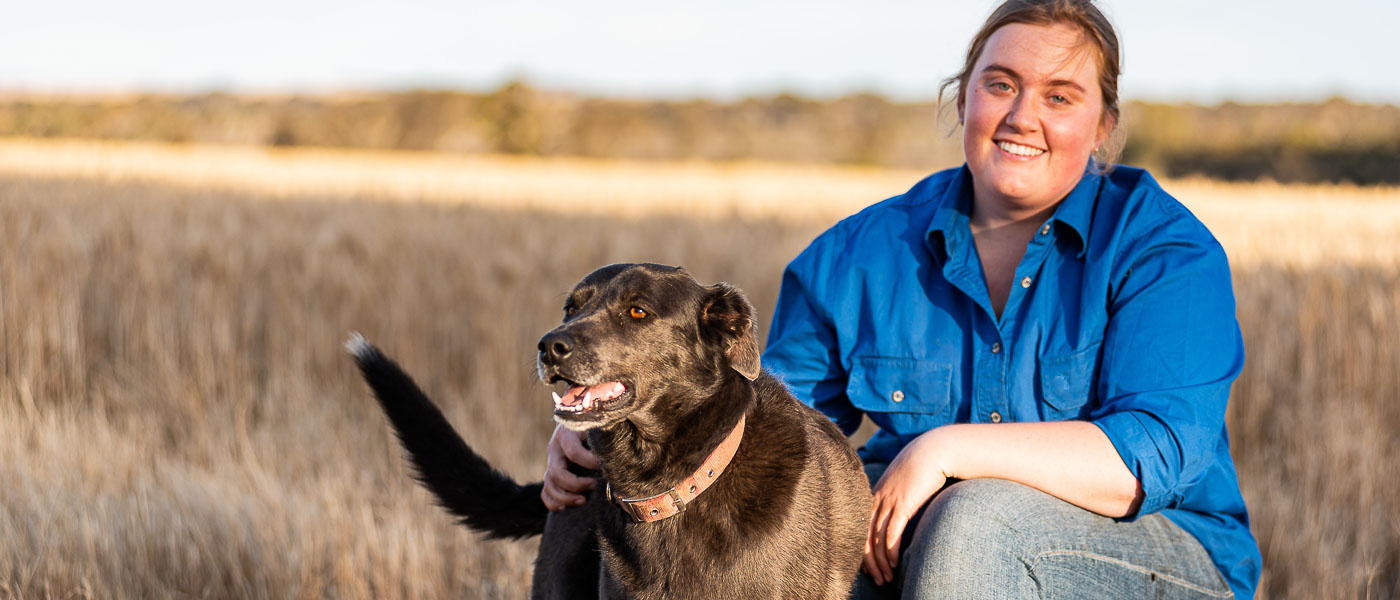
[847,357,952,415]
[1038,343,1101,412]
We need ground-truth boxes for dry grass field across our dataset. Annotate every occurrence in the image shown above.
[1,139,1397,599]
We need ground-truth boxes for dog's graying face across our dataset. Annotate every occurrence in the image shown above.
[536,263,760,431]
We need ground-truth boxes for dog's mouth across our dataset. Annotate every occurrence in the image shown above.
[550,377,632,420]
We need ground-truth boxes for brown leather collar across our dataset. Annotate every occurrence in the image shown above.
[606,413,746,523]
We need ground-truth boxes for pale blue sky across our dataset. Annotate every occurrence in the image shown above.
[2,0,1394,103]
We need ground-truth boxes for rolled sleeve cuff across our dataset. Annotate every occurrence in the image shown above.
[1093,411,1178,520]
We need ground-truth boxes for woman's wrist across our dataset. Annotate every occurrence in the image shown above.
[917,424,969,481]
[913,421,1142,518]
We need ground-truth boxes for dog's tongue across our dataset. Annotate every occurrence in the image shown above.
[554,382,625,411]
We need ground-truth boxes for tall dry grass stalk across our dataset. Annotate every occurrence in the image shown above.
[1,141,1397,598]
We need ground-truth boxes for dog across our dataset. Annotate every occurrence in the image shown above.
[348,263,871,599]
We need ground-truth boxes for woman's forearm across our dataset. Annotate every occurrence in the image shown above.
[929,420,1145,518]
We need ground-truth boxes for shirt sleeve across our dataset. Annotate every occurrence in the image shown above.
[762,235,865,436]
[1090,202,1245,520]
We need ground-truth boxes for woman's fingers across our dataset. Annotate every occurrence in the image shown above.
[551,460,597,493]
[541,476,579,511]
[883,508,911,571]
[559,427,600,469]
[862,502,879,583]
[862,549,883,586]
[542,425,597,511]
[542,462,591,510]
[865,496,899,586]
[875,507,897,584]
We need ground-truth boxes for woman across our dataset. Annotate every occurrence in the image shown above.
[545,1,1260,597]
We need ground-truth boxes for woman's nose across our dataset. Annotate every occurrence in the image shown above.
[1004,94,1038,132]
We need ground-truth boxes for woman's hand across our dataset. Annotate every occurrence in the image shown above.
[541,424,599,511]
[860,421,1143,585]
[863,427,958,586]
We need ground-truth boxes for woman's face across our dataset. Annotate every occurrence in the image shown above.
[961,22,1112,218]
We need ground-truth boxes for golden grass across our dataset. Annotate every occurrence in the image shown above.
[2,137,1397,271]
[0,137,924,223]
[0,140,1397,598]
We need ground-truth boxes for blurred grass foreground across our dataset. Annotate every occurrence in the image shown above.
[0,138,1398,599]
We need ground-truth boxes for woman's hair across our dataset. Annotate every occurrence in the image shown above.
[940,0,1123,164]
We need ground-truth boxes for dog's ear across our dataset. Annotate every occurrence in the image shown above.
[702,283,761,381]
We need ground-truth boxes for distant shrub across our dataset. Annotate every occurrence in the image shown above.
[1,86,1396,184]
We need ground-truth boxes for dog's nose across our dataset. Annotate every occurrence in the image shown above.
[538,331,575,363]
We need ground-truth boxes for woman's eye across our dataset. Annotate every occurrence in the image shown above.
[628,307,648,319]
[991,82,1013,92]
[1050,94,1069,104]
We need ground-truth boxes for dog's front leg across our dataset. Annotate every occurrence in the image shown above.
[598,564,630,600]
[530,501,601,600]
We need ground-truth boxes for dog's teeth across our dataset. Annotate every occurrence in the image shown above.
[552,391,563,404]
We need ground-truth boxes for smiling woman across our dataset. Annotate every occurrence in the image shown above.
[761,1,1261,599]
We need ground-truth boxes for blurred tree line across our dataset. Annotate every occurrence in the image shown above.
[2,83,1396,184]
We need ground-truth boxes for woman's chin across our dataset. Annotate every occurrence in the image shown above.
[973,158,1085,211]
[976,168,1041,202]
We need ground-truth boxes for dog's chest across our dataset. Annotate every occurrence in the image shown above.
[595,514,768,600]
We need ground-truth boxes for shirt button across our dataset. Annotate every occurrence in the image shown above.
[990,411,1003,423]
[991,342,1002,354]
[892,390,905,402]
[1021,276,1033,289]
[1040,224,1051,235]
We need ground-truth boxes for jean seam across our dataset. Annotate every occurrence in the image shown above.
[1031,550,1233,598]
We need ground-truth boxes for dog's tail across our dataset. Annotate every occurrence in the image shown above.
[346,333,547,539]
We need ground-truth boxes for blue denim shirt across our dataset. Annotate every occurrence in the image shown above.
[763,164,1260,599]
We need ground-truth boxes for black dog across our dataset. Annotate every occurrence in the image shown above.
[349,263,870,599]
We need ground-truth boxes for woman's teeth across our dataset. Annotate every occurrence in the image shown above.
[997,141,1045,157]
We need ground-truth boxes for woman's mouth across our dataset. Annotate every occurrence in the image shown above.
[996,140,1046,158]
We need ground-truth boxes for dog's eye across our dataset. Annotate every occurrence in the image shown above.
[565,306,578,317]
[628,307,648,320]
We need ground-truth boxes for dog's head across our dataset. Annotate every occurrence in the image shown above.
[537,263,760,431]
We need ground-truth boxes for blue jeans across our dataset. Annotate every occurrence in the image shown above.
[853,463,1233,599]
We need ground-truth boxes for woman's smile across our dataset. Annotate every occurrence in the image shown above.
[994,140,1047,158]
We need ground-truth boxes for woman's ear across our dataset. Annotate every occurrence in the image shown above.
[1096,113,1117,150]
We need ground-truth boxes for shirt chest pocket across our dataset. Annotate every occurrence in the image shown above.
[847,357,953,435]
[1037,342,1101,421]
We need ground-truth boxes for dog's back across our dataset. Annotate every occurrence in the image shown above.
[709,373,868,598]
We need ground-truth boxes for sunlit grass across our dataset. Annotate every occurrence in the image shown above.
[3,137,1396,270]
[0,139,1396,598]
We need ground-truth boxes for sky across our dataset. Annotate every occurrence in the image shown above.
[2,0,1395,104]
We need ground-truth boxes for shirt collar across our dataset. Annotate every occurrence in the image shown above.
[924,165,974,264]
[925,162,1100,261]
[1051,163,1101,258]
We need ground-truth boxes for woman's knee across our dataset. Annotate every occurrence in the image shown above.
[908,479,1039,557]
[899,479,1065,594]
